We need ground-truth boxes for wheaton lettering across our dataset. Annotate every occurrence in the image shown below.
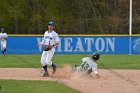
[37,37,115,53]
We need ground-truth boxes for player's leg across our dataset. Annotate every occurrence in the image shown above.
[40,51,49,76]
[46,48,56,74]
[2,49,4,55]
[1,42,5,55]
[42,65,49,77]
[71,65,78,72]
[51,63,56,74]
[86,68,93,74]
[3,41,6,56]
[4,48,6,55]
[71,64,84,72]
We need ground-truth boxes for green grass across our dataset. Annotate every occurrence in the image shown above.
[0,54,83,68]
[99,54,140,69]
[0,79,81,93]
[0,54,139,93]
[0,54,140,69]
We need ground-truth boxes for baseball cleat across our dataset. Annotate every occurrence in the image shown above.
[71,65,77,72]
[42,72,49,77]
[52,68,56,74]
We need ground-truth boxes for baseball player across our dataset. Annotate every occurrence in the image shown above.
[0,28,8,56]
[72,52,101,78]
[37,21,60,77]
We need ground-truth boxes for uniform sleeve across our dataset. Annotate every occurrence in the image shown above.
[92,64,98,74]
[54,33,60,43]
[0,33,1,39]
[5,33,8,38]
[39,33,46,45]
[80,57,88,67]
[40,39,45,45]
[82,57,88,63]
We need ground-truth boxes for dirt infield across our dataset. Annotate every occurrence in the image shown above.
[0,66,140,93]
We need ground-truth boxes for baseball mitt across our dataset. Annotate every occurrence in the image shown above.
[44,45,51,51]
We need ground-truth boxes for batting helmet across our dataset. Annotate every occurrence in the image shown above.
[48,21,55,26]
[92,52,100,61]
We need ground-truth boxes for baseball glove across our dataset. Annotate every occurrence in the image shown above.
[44,45,51,51]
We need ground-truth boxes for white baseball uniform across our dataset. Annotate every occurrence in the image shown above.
[39,30,60,66]
[76,57,98,74]
[0,32,8,51]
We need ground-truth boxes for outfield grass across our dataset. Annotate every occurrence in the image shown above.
[0,54,140,69]
[0,54,139,93]
[99,54,140,69]
[0,80,81,93]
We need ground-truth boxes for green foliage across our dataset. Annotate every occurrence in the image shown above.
[0,0,140,34]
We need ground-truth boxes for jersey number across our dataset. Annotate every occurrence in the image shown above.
[83,62,89,70]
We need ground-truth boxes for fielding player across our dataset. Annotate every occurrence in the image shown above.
[0,28,8,56]
[37,21,60,77]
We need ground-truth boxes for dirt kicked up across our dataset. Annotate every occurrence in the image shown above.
[0,65,140,93]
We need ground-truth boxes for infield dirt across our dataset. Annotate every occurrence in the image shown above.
[0,65,140,93]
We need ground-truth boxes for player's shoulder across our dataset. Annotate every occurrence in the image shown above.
[44,31,48,35]
[52,31,58,36]
[4,33,7,35]
[83,57,90,59]
[83,57,89,59]
[44,31,48,33]
[82,57,90,61]
[0,33,6,36]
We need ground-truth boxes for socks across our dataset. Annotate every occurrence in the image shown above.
[4,49,6,52]
[2,49,6,55]
[2,50,4,55]
[43,65,48,72]
[43,63,56,73]
[51,63,56,68]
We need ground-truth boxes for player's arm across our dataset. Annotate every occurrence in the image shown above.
[49,34,60,49]
[37,33,46,47]
[5,34,8,40]
[81,58,87,67]
[37,39,45,46]
[92,64,101,79]
[0,34,1,39]
[4,37,8,40]
[52,42,59,47]
[37,39,45,47]
[94,71,100,79]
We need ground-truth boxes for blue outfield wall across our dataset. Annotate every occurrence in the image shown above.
[1,35,140,54]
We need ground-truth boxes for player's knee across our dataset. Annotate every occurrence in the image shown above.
[46,59,52,65]
[40,61,46,66]
[40,59,47,66]
[87,68,93,74]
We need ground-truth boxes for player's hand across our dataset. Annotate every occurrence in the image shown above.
[48,45,54,49]
[96,74,101,79]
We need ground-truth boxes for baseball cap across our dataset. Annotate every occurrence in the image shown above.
[48,21,55,26]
